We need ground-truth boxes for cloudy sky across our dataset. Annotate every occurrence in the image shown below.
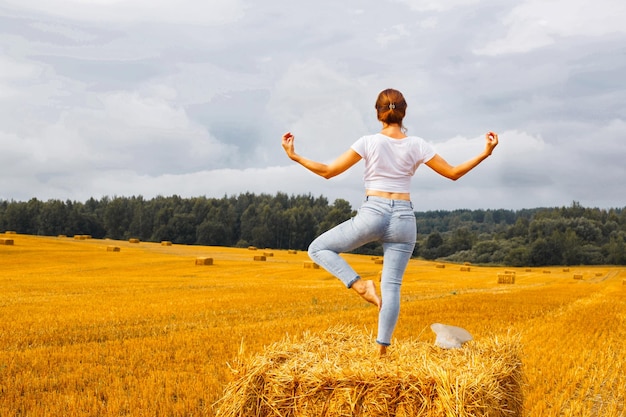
[1,0,625,211]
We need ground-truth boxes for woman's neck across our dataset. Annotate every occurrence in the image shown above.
[380,124,406,139]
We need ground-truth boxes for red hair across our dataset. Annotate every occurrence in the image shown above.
[375,89,407,128]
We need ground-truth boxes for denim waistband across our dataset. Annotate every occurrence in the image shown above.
[365,195,413,209]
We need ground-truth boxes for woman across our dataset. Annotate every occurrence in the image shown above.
[281,88,498,355]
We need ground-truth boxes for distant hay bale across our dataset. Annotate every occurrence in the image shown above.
[504,270,516,275]
[543,270,551,274]
[460,266,471,272]
[595,272,603,277]
[161,241,172,246]
[563,268,570,272]
[106,246,120,252]
[435,263,445,269]
[288,250,298,254]
[373,259,383,265]
[58,234,67,238]
[463,262,471,266]
[303,261,319,269]
[573,274,583,280]
[74,235,88,240]
[0,238,14,246]
[248,246,258,251]
[214,326,524,417]
[254,255,266,262]
[263,252,274,257]
[129,238,140,244]
[195,257,213,266]
[525,269,532,272]
[4,231,16,234]
[498,273,515,284]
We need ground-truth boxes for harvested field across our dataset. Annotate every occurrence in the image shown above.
[0,235,624,416]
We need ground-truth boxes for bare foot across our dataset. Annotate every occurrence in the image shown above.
[352,279,381,310]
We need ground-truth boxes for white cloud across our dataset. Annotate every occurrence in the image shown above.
[376,24,410,46]
[394,0,484,12]
[3,0,247,25]
[475,0,626,55]
[268,59,372,159]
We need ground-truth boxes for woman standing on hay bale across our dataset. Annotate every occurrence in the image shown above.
[281,88,498,355]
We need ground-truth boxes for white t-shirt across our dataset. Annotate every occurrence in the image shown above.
[350,133,437,193]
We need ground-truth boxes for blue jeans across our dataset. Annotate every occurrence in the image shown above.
[308,196,417,346]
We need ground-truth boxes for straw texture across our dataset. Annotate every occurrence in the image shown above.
[214,326,524,417]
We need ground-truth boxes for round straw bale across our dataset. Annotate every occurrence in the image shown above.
[288,250,298,254]
[106,246,120,252]
[161,241,172,246]
[215,326,524,417]
[573,274,583,280]
[460,266,471,272]
[129,238,140,243]
[254,255,266,261]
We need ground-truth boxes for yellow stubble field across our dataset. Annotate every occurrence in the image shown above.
[0,233,624,416]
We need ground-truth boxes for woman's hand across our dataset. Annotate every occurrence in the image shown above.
[485,131,499,156]
[282,132,296,160]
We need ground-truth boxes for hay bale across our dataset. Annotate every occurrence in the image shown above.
[196,257,213,266]
[254,255,266,262]
[595,272,603,277]
[288,250,298,254]
[497,273,515,284]
[263,252,274,257]
[563,268,570,272]
[106,246,120,252]
[129,238,140,243]
[161,241,172,246]
[0,238,14,246]
[215,326,524,417]
[373,259,383,265]
[435,263,445,269]
[74,235,88,240]
[303,261,319,269]
[542,270,551,274]
[463,262,471,266]
[460,266,471,272]
[58,234,67,238]
[525,269,532,272]
[248,246,258,251]
[573,274,583,280]
[4,231,16,234]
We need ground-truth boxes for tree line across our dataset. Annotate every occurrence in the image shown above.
[1,194,624,266]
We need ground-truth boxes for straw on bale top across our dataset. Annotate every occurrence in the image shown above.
[214,325,524,417]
